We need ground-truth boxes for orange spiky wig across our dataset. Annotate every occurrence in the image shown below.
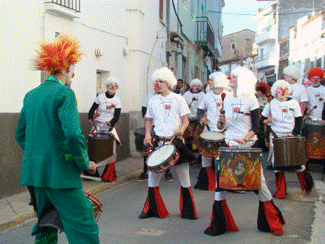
[32,34,82,74]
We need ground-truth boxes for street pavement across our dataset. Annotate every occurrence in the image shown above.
[0,154,325,244]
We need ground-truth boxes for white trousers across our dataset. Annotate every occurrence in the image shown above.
[148,163,191,188]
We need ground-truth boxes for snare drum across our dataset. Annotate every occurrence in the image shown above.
[273,136,307,167]
[219,147,261,191]
[198,131,225,158]
[85,192,103,221]
[87,133,114,162]
[38,192,103,232]
[147,144,180,174]
[302,122,325,159]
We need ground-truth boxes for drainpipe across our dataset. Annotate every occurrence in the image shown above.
[166,0,171,68]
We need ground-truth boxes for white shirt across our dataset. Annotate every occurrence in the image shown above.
[306,86,325,120]
[261,98,301,135]
[146,92,190,138]
[183,90,205,120]
[288,83,308,103]
[224,94,259,141]
[94,93,121,123]
[198,91,229,131]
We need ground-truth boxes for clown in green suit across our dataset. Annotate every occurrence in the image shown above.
[15,34,99,244]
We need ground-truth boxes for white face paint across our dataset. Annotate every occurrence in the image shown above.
[64,65,75,87]
[276,86,288,100]
[192,85,201,92]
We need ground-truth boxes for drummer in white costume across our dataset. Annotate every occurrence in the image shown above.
[194,72,230,191]
[183,78,205,120]
[283,65,308,115]
[139,67,197,220]
[137,86,174,181]
[182,78,205,149]
[262,80,313,199]
[88,77,121,140]
[205,67,286,237]
[88,77,121,181]
[305,67,325,123]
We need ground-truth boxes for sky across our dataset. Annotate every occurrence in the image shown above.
[222,0,276,36]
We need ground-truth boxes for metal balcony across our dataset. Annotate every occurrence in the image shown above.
[196,17,216,57]
[255,29,277,45]
[45,0,80,18]
[254,53,277,70]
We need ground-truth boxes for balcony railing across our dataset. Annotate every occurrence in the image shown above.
[255,52,276,62]
[196,17,215,57]
[48,0,80,12]
[255,29,277,45]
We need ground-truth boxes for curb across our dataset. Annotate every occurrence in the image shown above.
[0,169,143,232]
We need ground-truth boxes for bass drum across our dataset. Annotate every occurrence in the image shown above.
[273,136,307,168]
[219,147,262,191]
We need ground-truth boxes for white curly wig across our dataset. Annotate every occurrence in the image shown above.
[231,67,257,98]
[209,72,229,89]
[152,67,177,89]
[283,65,300,81]
[189,78,203,88]
[106,76,119,88]
[271,80,292,97]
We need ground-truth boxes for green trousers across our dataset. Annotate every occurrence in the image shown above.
[32,187,99,244]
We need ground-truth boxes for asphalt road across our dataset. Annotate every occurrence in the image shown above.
[0,158,324,244]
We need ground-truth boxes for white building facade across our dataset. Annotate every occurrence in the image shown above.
[0,0,167,198]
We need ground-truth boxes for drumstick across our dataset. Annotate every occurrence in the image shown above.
[310,105,317,112]
[169,135,177,145]
[221,92,226,114]
[219,92,226,127]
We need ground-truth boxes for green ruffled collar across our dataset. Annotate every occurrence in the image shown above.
[47,76,64,85]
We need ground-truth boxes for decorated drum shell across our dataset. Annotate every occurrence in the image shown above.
[273,136,307,167]
[219,147,262,191]
[198,131,225,158]
[302,122,325,159]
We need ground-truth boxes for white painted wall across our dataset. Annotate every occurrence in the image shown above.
[0,0,43,113]
[0,0,167,114]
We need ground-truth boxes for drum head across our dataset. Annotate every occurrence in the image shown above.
[147,145,176,168]
[219,147,262,153]
[200,131,224,142]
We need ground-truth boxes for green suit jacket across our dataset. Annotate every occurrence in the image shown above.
[16,76,89,189]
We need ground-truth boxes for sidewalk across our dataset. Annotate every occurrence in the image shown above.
[0,156,144,232]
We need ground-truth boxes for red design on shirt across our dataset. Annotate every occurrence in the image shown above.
[165,104,171,109]
[233,107,240,113]
[282,108,287,112]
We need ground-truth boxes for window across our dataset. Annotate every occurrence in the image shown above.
[231,43,236,50]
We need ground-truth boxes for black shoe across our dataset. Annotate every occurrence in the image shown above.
[137,172,148,181]
[164,172,174,181]
[139,212,151,219]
